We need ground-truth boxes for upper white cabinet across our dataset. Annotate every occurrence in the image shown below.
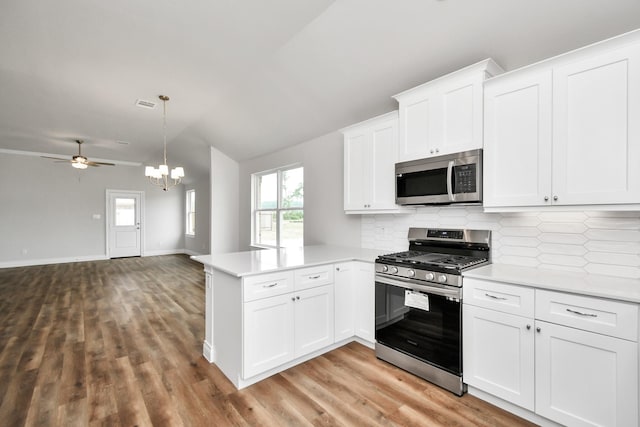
[484,69,553,207]
[484,33,640,209]
[343,111,410,214]
[393,59,504,162]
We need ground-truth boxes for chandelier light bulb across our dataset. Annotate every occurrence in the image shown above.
[144,94,185,191]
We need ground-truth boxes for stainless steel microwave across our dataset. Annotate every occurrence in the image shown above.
[395,149,482,205]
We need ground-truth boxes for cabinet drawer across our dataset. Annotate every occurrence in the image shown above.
[536,290,638,341]
[294,265,334,291]
[243,271,294,302]
[463,278,534,317]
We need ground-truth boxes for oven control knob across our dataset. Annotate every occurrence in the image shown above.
[389,266,398,274]
[425,272,435,281]
[407,269,415,278]
[438,275,447,283]
[381,265,388,273]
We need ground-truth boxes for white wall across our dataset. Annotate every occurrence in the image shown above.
[362,206,640,279]
[238,131,361,251]
[184,176,211,256]
[0,153,185,267]
[211,146,239,253]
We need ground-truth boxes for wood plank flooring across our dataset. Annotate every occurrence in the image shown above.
[0,255,537,426]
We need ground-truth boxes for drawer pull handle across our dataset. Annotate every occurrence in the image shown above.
[263,283,278,288]
[308,275,321,279]
[566,308,598,318]
[485,293,507,301]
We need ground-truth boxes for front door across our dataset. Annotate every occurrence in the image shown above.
[107,190,142,258]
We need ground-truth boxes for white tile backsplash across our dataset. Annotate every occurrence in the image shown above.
[361,207,640,279]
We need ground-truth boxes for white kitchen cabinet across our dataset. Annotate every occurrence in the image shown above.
[483,69,553,208]
[463,279,535,410]
[464,278,639,427]
[243,293,295,378]
[354,261,375,343]
[343,111,409,214]
[393,59,503,163]
[294,285,334,356]
[243,283,334,379]
[463,305,535,411]
[552,45,640,205]
[334,262,355,341]
[484,34,640,210]
[535,320,638,427]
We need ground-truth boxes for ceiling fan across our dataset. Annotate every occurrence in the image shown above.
[41,140,115,169]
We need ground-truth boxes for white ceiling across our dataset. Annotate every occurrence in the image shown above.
[2,0,640,182]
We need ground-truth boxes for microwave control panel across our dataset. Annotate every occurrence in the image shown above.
[453,164,477,193]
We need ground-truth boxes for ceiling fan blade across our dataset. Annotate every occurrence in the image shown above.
[91,161,115,166]
[41,155,69,161]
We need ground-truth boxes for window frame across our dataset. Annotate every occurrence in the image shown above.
[185,189,196,237]
[251,164,303,249]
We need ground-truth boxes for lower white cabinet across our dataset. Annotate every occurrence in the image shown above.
[354,261,375,343]
[463,304,535,410]
[334,262,355,341]
[243,284,334,379]
[535,320,638,427]
[463,278,639,427]
[243,292,295,378]
[294,285,335,357]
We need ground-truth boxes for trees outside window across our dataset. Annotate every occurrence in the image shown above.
[252,165,303,248]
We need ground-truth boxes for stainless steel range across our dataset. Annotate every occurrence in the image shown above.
[374,227,491,396]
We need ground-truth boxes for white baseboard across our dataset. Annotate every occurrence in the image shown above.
[0,249,206,269]
[203,341,215,362]
[143,249,185,257]
[0,254,109,269]
[182,249,204,257]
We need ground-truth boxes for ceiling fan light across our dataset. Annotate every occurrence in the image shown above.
[145,166,155,177]
[72,162,88,169]
[159,164,169,176]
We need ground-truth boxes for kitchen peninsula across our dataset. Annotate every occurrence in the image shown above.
[192,245,385,389]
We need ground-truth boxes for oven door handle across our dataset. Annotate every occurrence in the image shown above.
[375,274,461,300]
[446,160,455,202]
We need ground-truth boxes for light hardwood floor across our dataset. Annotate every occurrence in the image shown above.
[0,254,537,426]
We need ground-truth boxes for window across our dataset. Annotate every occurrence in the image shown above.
[186,189,196,236]
[252,165,303,248]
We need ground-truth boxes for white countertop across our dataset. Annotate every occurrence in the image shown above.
[191,245,387,277]
[464,264,640,304]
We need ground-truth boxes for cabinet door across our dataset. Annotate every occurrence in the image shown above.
[463,305,535,410]
[243,294,294,379]
[343,129,371,210]
[294,285,334,357]
[397,90,437,162]
[483,69,553,207]
[369,117,399,210]
[334,263,355,342]
[535,320,638,427]
[553,43,640,205]
[354,262,375,343]
[437,74,484,156]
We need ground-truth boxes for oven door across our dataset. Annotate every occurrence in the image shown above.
[375,274,462,375]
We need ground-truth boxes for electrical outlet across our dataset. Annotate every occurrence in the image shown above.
[21,249,28,255]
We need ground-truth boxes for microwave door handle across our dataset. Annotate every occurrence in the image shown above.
[446,160,455,201]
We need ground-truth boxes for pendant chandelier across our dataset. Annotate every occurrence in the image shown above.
[144,95,185,191]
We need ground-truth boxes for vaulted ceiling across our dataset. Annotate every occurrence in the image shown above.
[2,0,640,182]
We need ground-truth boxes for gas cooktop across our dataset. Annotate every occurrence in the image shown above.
[375,227,491,287]
[378,250,488,271]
